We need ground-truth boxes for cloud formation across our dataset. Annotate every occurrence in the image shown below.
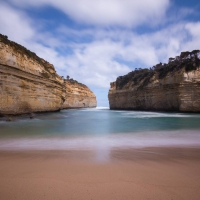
[9,0,170,27]
[0,3,34,45]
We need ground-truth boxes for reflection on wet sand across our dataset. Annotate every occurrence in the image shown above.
[0,147,200,200]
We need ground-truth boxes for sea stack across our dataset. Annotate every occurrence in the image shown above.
[0,34,65,115]
[108,50,200,112]
[62,79,97,109]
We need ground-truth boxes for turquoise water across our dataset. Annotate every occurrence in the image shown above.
[0,108,200,150]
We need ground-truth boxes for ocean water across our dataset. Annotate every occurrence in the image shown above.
[0,107,200,151]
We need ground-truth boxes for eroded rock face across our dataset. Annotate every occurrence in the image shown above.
[62,79,97,109]
[0,34,65,115]
[108,50,200,112]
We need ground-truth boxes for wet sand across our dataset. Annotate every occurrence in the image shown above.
[0,147,200,200]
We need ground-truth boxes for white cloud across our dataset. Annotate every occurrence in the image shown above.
[54,40,132,88]
[0,3,34,45]
[185,22,200,38]
[9,0,170,27]
[183,22,200,51]
[0,3,63,69]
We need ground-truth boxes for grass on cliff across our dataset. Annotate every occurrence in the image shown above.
[65,78,87,88]
[116,50,200,89]
[116,69,155,90]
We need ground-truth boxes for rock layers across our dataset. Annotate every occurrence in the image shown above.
[62,79,97,109]
[108,50,200,112]
[0,34,96,115]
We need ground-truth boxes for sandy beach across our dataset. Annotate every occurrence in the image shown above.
[0,147,200,200]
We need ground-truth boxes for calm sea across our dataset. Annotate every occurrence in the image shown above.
[0,107,200,151]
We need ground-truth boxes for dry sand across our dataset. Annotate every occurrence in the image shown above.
[0,148,200,200]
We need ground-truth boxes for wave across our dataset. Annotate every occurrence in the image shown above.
[80,107,109,112]
[0,130,199,151]
[121,111,200,118]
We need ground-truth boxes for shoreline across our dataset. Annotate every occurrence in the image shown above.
[0,107,98,122]
[0,147,200,199]
[1,146,200,162]
[0,107,98,118]
[0,129,200,151]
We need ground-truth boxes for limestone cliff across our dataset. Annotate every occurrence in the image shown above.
[108,50,200,112]
[0,34,65,115]
[62,79,97,109]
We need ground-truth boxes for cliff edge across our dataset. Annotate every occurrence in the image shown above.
[62,79,97,109]
[0,34,65,115]
[108,50,200,112]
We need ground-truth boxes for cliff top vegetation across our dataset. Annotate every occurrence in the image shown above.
[0,34,55,75]
[65,78,87,88]
[116,50,200,89]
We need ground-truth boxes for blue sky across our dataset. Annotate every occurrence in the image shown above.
[0,0,200,106]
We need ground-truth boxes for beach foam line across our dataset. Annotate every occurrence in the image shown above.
[121,111,200,118]
[0,130,200,151]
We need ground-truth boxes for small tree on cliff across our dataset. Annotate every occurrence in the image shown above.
[66,75,70,80]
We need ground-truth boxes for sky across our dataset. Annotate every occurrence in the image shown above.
[0,0,200,106]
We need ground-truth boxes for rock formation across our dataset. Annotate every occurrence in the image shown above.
[108,50,200,112]
[0,34,66,115]
[0,34,97,115]
[62,79,97,109]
